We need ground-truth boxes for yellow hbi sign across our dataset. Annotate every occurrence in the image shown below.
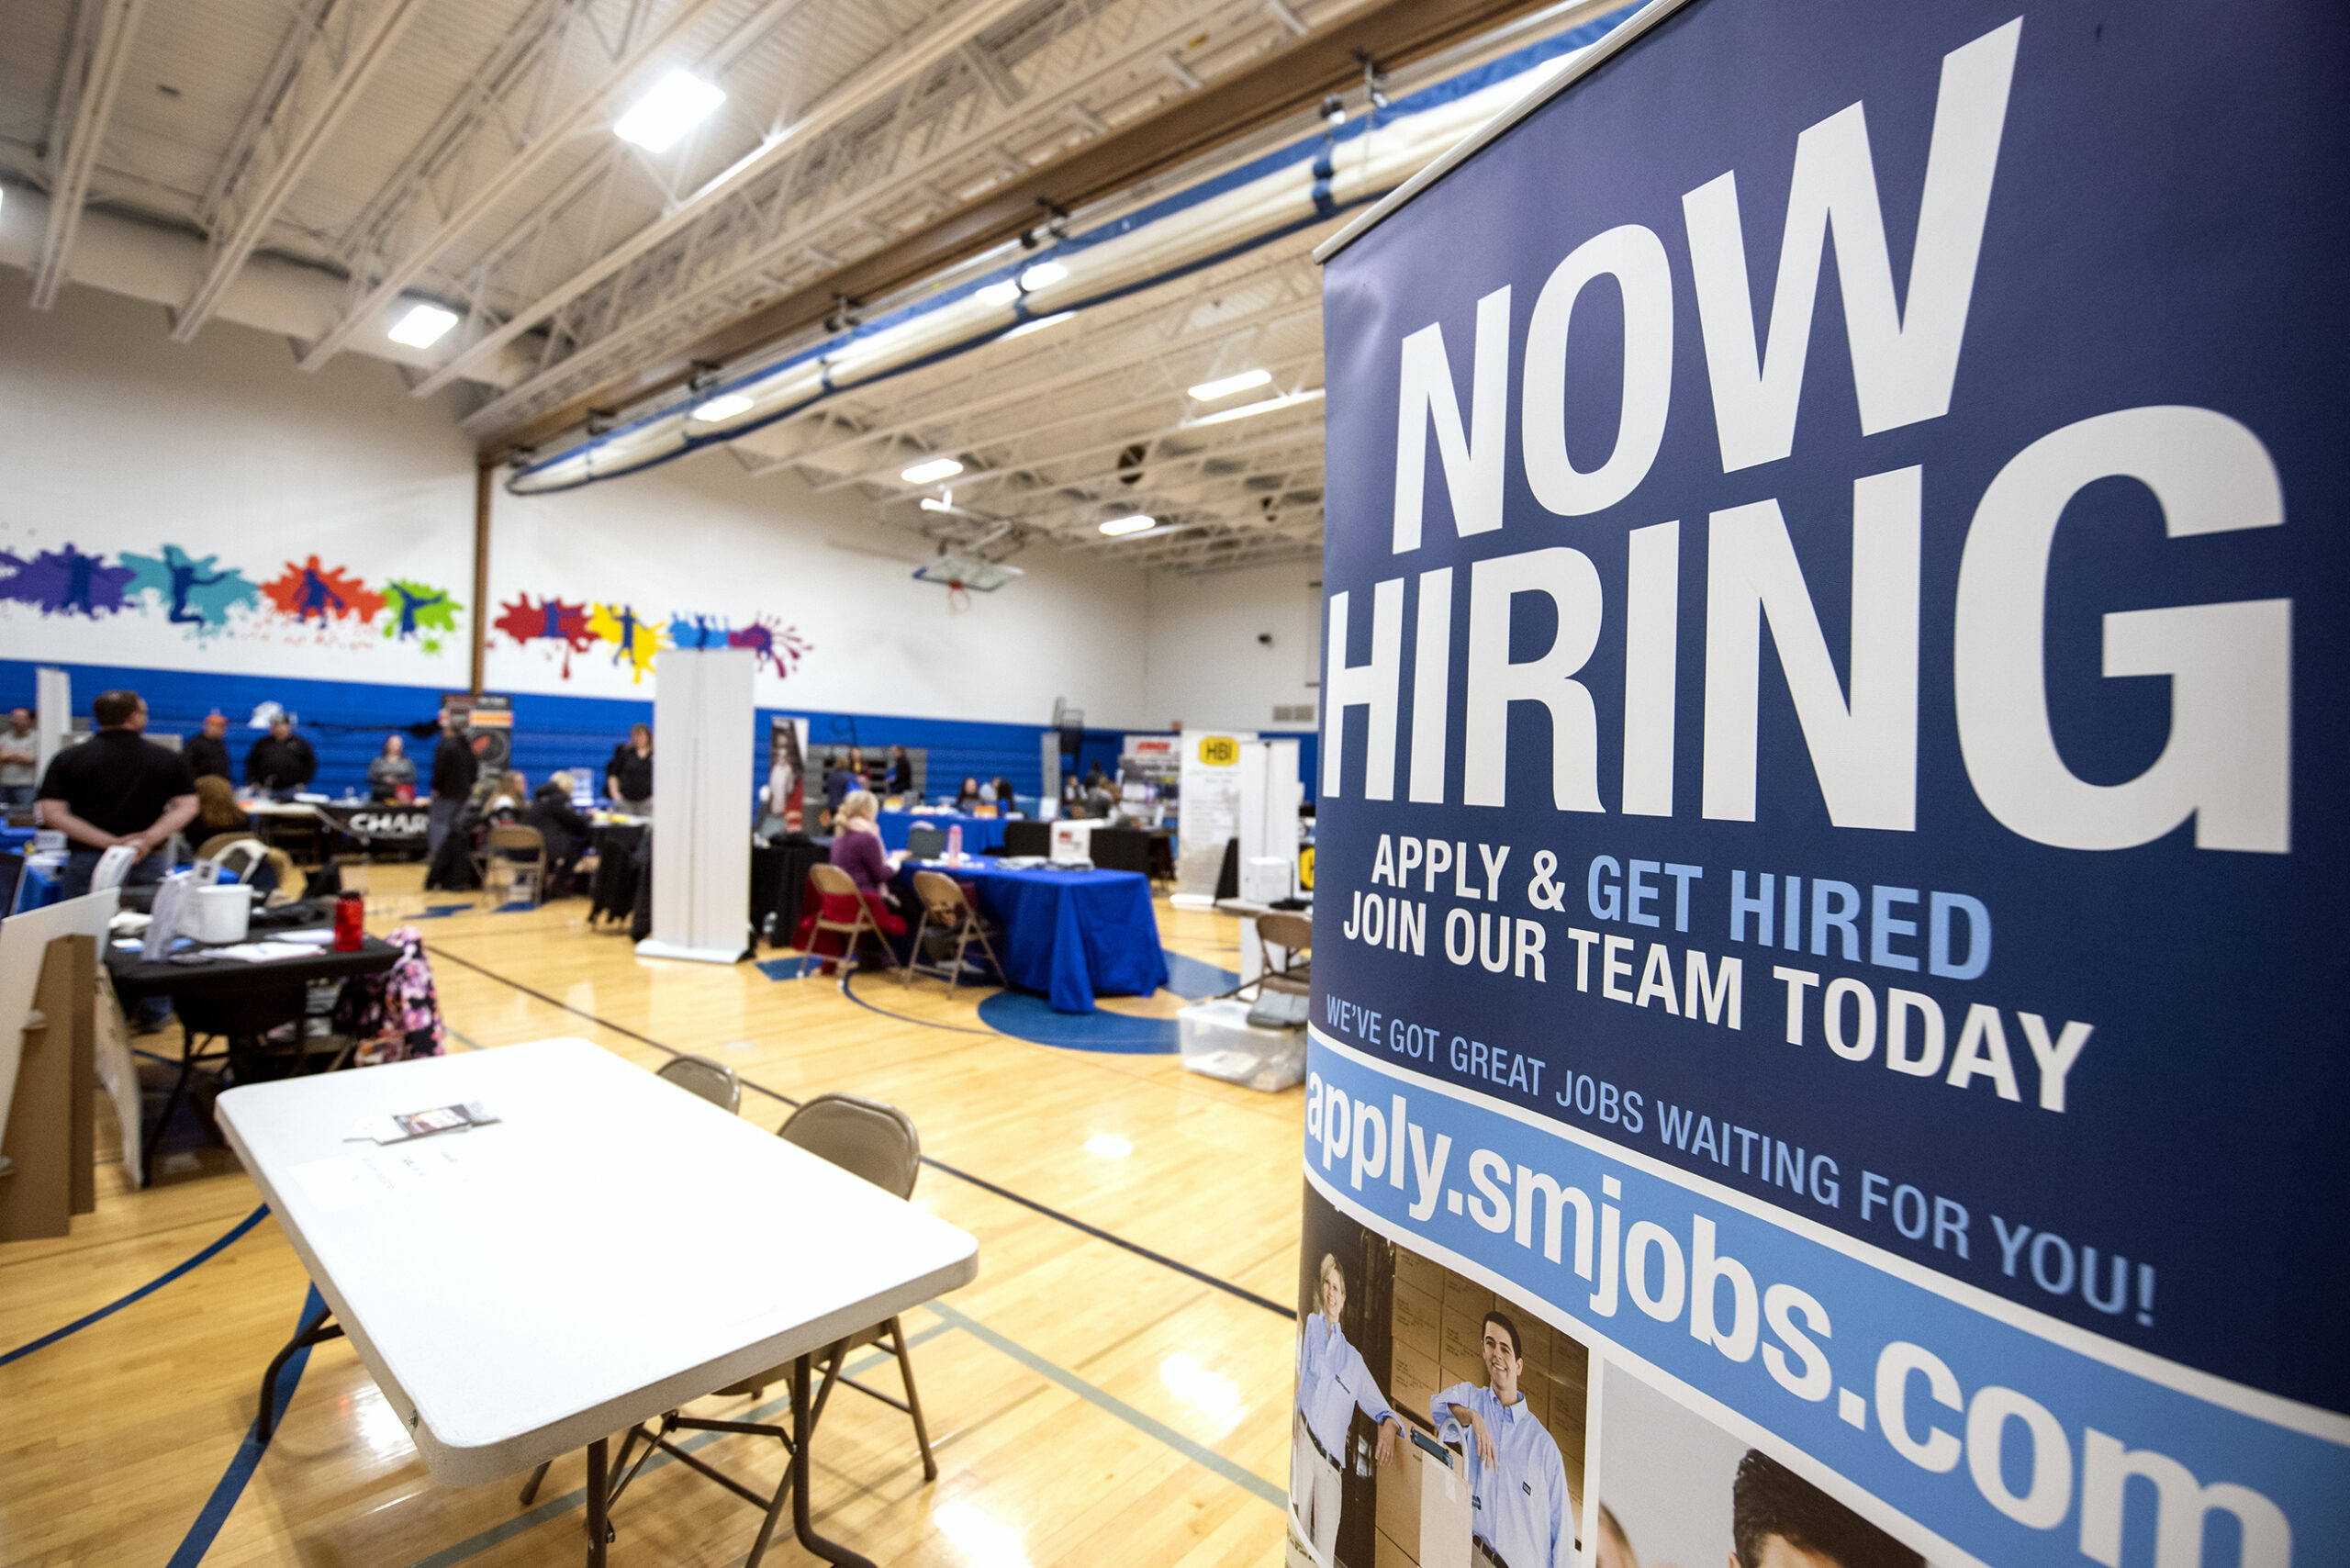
[1196,736,1239,766]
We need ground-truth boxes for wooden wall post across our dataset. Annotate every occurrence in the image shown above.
[470,460,494,698]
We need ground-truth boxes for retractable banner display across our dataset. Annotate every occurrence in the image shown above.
[1295,5,2347,1568]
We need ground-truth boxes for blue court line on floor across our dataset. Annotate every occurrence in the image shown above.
[399,1326,953,1568]
[166,1284,324,1568]
[920,1299,1286,1508]
[1162,949,1243,1000]
[975,990,1181,1054]
[0,1204,271,1367]
[837,967,998,1035]
[419,945,1292,1321]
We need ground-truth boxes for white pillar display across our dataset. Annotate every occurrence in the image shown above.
[34,666,70,782]
[636,647,755,965]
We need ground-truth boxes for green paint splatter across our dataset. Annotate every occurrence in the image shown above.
[383,579,462,644]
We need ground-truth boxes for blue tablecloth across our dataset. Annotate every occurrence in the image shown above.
[875,811,1012,855]
[895,862,1166,1014]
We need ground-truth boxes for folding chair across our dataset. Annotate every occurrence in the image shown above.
[525,1094,939,1568]
[1254,910,1313,997]
[901,871,1002,996]
[656,1053,740,1114]
[484,824,547,908]
[196,834,270,879]
[800,863,885,978]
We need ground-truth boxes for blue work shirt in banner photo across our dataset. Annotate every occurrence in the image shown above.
[1292,1,2350,1567]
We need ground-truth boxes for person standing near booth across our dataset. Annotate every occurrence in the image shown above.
[0,707,38,806]
[245,713,317,796]
[429,714,476,857]
[606,722,654,814]
[184,711,232,782]
[1292,1252,1404,1566]
[35,689,198,897]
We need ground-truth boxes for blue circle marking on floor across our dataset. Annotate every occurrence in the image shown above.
[973,948,1241,1054]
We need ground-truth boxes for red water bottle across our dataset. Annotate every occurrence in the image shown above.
[946,823,963,867]
[333,891,365,952]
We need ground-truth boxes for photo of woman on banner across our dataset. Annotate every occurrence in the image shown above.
[1432,1307,1577,1568]
[1292,1251,1404,1567]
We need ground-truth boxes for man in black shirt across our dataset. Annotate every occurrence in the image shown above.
[429,716,478,856]
[36,689,198,898]
[184,711,232,781]
[244,714,318,796]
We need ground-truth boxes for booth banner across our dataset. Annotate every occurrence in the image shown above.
[1302,3,2347,1567]
[1176,732,1253,899]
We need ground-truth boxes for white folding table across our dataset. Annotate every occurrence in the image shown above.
[217,1037,979,1566]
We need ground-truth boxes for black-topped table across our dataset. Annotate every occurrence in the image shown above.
[106,936,401,1185]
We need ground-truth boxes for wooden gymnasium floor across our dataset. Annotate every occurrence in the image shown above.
[0,862,1305,1568]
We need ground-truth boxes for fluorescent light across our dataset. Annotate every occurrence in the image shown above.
[975,279,1020,308]
[1098,514,1157,536]
[691,392,754,421]
[614,70,725,152]
[1191,387,1325,426]
[901,457,964,485]
[1084,1134,1133,1159]
[1002,310,1075,340]
[1189,368,1271,400]
[387,302,458,347]
[1019,260,1068,290]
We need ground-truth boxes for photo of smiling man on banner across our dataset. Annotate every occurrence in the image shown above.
[1433,1307,1578,1568]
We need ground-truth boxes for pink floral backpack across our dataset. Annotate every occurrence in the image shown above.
[332,924,449,1065]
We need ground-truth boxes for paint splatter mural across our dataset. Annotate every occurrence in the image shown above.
[588,602,661,684]
[0,544,136,618]
[263,555,386,624]
[383,578,462,653]
[0,536,810,683]
[120,546,262,629]
[496,594,595,678]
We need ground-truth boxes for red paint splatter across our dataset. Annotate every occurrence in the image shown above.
[261,556,385,623]
[495,595,594,678]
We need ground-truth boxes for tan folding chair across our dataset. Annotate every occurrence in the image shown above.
[196,834,270,880]
[901,871,1002,995]
[1254,910,1313,998]
[531,1093,938,1568]
[656,1054,740,1114]
[484,824,547,908]
[801,863,885,978]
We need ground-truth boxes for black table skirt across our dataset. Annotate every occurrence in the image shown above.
[106,935,401,1004]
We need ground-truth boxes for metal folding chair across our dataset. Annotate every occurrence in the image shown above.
[901,871,1002,995]
[523,1094,939,1568]
[800,862,885,978]
[484,824,547,908]
[655,1053,740,1114]
[1254,910,1313,998]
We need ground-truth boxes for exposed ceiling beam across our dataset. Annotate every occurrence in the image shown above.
[295,0,742,374]
[173,0,431,341]
[477,0,1615,459]
[31,0,149,309]
[410,0,1041,399]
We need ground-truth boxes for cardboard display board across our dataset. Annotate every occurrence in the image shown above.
[1297,3,2347,1565]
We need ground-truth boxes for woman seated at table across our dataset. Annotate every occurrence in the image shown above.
[485,770,529,824]
[367,734,417,801]
[799,790,906,972]
[522,771,592,896]
[990,777,1019,814]
[193,774,249,838]
[955,776,982,811]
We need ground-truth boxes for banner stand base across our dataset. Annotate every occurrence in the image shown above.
[632,939,748,966]
[1169,893,1217,910]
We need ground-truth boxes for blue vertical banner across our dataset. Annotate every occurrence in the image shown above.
[1304,1,2349,1565]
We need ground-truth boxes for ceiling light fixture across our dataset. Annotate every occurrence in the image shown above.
[387,302,458,347]
[1019,260,1068,290]
[1098,514,1157,536]
[1191,387,1325,427]
[1002,310,1075,341]
[691,392,754,421]
[919,497,956,513]
[901,457,965,485]
[614,70,726,152]
[1188,368,1272,401]
[975,279,1020,308]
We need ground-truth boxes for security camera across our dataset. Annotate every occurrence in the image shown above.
[1258,633,1274,646]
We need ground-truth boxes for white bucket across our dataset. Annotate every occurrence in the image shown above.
[192,883,256,944]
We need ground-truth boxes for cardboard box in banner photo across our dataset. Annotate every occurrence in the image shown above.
[1295,0,2348,1564]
